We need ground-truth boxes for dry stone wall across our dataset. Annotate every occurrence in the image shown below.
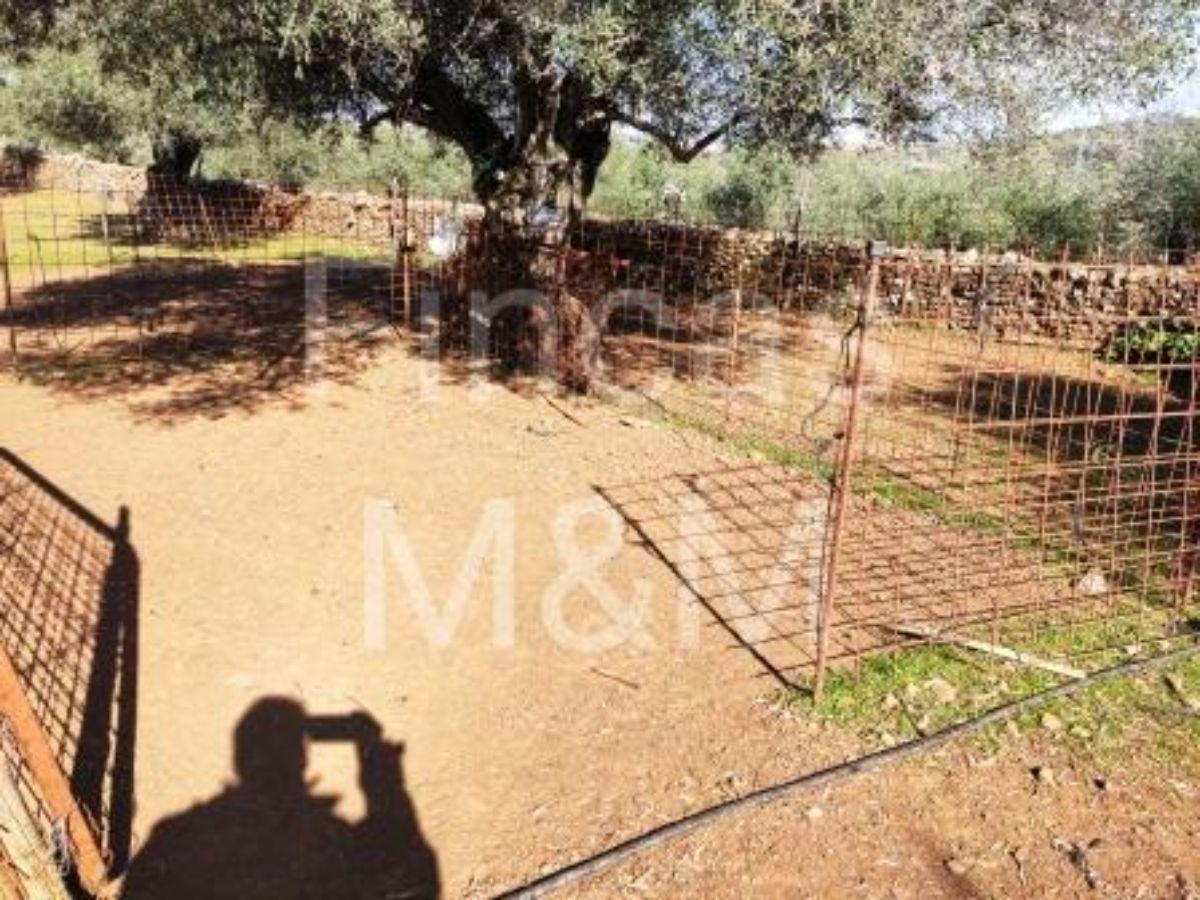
[575,219,1200,348]
[6,150,1198,348]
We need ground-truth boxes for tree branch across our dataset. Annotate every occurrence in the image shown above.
[366,57,509,166]
[358,107,397,138]
[611,112,741,163]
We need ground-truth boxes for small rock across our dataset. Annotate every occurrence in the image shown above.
[1041,712,1065,733]
[1031,765,1056,787]
[881,692,900,712]
[945,857,971,877]
[925,677,959,705]
[1077,569,1109,597]
[804,805,824,821]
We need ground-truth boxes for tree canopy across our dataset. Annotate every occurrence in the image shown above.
[5,0,1199,220]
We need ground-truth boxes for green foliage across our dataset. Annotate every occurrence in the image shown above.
[700,148,796,230]
[1106,323,1200,362]
[0,48,142,162]
[200,123,472,195]
[588,141,709,220]
[587,125,1196,258]
[201,121,328,187]
[6,0,1195,211]
[0,46,256,171]
[0,45,473,195]
[1118,119,1200,254]
[4,23,1200,261]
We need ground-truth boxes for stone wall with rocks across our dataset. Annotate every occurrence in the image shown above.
[6,149,1198,348]
[573,219,1200,348]
[2,148,479,247]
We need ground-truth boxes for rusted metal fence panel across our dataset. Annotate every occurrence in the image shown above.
[0,449,138,895]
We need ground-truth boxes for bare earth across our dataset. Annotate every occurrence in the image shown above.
[2,346,1198,899]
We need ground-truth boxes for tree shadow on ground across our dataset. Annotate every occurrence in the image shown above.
[121,697,439,900]
[2,259,396,423]
[905,366,1199,604]
[0,221,830,425]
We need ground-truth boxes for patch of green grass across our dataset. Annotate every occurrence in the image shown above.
[1,191,387,271]
[867,473,1008,534]
[655,413,1017,541]
[792,644,1057,741]
[787,636,1200,768]
[655,408,836,480]
[997,605,1177,667]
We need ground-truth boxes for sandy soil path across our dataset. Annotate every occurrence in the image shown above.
[2,349,1197,898]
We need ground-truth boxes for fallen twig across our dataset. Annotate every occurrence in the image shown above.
[893,623,1086,680]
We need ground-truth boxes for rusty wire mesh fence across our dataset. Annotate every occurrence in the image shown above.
[0,173,487,422]
[597,246,1199,701]
[0,448,130,896]
[1,171,1198,710]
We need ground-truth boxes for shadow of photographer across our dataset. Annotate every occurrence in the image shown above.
[122,697,439,899]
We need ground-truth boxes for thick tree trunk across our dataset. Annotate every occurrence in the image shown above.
[148,130,202,181]
[409,58,613,391]
[474,129,610,392]
[476,132,608,235]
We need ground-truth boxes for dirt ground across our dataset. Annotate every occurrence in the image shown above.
[2,344,1198,899]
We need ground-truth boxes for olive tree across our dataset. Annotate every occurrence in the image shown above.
[11,0,1196,225]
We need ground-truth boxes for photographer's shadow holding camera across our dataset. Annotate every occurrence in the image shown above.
[122,697,440,899]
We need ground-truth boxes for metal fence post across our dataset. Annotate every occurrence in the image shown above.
[813,246,881,701]
[0,199,16,366]
[388,180,414,326]
[725,262,744,422]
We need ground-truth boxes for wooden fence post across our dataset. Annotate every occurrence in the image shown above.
[0,645,108,894]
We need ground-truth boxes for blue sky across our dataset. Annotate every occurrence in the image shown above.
[1052,66,1200,130]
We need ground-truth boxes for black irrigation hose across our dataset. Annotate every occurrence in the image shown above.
[495,640,1200,899]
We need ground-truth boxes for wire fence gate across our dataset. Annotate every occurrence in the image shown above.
[0,448,136,898]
